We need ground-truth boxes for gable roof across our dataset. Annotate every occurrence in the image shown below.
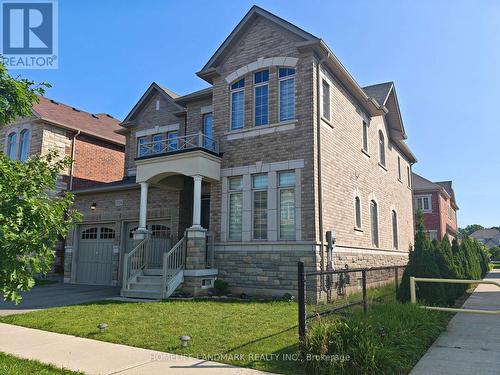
[470,228,500,240]
[33,96,124,145]
[413,172,459,209]
[121,82,183,124]
[362,82,393,107]
[198,5,318,77]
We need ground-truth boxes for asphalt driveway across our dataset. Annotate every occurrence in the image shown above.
[0,281,120,316]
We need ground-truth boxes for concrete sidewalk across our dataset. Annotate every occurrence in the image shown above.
[0,323,268,374]
[411,269,500,375]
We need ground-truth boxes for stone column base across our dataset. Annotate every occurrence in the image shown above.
[180,269,218,296]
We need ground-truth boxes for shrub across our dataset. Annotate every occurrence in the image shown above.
[213,279,230,296]
[303,303,449,374]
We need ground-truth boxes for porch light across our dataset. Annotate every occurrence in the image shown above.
[180,335,191,347]
[97,323,108,333]
[90,202,97,211]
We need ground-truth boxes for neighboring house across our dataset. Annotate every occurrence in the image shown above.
[64,6,417,300]
[470,228,500,249]
[0,96,125,272]
[412,172,458,241]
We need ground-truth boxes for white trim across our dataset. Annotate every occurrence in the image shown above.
[253,69,269,127]
[226,120,296,140]
[224,56,298,83]
[278,68,296,122]
[415,194,432,213]
[229,84,245,131]
[184,269,218,277]
[135,124,179,138]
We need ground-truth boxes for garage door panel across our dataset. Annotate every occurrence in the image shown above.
[76,225,115,286]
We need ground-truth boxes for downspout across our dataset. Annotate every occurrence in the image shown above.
[69,130,80,191]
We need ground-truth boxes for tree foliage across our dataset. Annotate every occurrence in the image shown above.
[398,211,490,306]
[0,60,50,126]
[0,152,80,303]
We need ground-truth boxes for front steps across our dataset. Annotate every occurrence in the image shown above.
[120,268,183,300]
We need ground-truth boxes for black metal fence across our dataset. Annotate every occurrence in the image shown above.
[298,262,406,340]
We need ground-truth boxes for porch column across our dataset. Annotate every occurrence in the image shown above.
[191,175,203,229]
[134,182,149,239]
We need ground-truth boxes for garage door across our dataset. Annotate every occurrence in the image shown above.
[76,225,116,285]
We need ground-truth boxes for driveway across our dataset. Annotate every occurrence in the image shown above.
[0,282,120,316]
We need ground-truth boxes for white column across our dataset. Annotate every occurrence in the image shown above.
[138,182,149,230]
[191,175,203,228]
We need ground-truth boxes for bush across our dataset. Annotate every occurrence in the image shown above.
[213,279,230,296]
[303,303,449,374]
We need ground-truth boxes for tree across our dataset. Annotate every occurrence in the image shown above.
[0,152,80,303]
[458,224,484,239]
[398,210,446,304]
[0,59,50,126]
[0,61,78,303]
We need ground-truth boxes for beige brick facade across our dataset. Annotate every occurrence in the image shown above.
[67,7,415,297]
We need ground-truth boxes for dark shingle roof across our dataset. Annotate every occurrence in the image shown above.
[362,82,393,106]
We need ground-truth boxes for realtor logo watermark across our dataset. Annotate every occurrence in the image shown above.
[1,0,58,68]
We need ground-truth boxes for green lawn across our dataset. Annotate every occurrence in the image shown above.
[0,300,301,374]
[0,352,81,375]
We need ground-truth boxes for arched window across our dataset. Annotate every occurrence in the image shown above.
[7,132,17,159]
[354,196,362,229]
[378,130,385,166]
[392,210,399,249]
[370,200,379,247]
[18,129,31,161]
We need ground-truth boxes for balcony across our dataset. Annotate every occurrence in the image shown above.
[137,132,219,159]
[134,132,221,184]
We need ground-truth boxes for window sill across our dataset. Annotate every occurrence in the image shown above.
[378,163,388,172]
[321,117,333,128]
[361,149,370,158]
[354,227,363,233]
[225,120,297,140]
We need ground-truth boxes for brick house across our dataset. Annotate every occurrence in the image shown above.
[64,6,417,299]
[412,172,458,241]
[0,96,125,271]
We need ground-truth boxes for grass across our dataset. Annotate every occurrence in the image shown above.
[0,300,301,374]
[304,303,451,374]
[0,352,81,375]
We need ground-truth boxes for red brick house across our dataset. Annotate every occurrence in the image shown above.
[412,172,458,241]
[0,96,126,271]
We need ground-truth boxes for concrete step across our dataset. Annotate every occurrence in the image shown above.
[136,275,162,284]
[121,289,162,300]
[129,282,163,291]
[143,269,163,276]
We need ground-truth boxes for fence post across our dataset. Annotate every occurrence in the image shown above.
[298,261,306,342]
[395,267,399,294]
[410,276,416,304]
[362,270,367,313]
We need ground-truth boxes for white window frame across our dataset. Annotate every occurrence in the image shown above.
[230,79,245,131]
[252,174,268,240]
[378,130,386,167]
[415,194,432,213]
[278,67,295,122]
[228,176,243,241]
[321,79,331,121]
[362,121,369,153]
[137,136,148,157]
[278,171,296,241]
[253,69,269,127]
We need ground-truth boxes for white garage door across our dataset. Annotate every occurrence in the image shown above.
[76,225,116,285]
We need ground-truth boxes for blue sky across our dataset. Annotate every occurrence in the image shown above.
[9,0,500,228]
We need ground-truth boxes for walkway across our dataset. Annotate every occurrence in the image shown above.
[411,269,500,375]
[0,323,268,374]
